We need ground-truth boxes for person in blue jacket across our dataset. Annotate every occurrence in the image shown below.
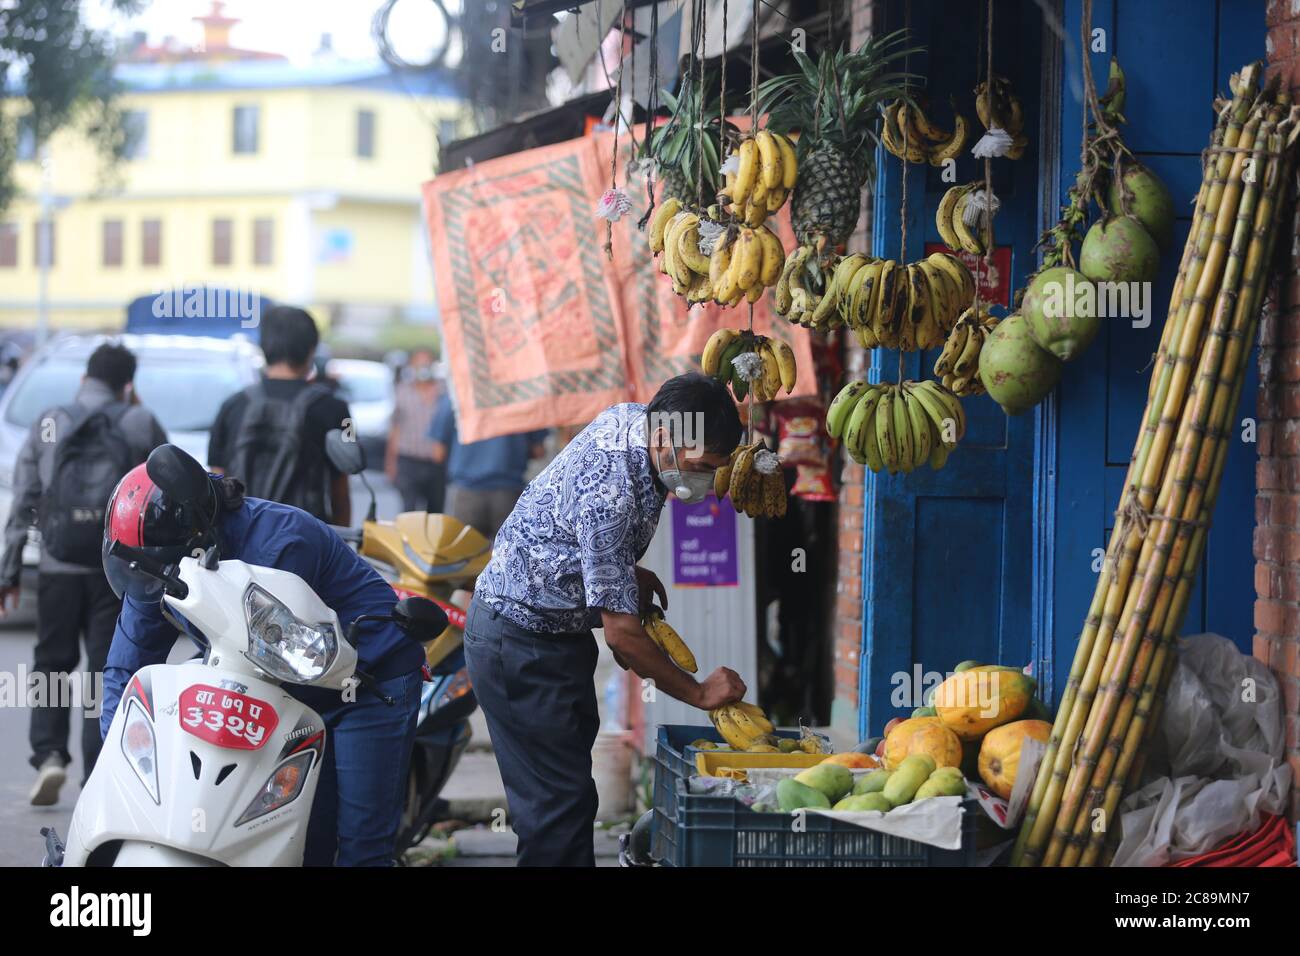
[98,445,437,866]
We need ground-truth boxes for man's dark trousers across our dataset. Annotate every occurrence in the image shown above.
[463,596,599,866]
[30,573,120,781]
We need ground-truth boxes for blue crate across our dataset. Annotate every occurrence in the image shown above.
[663,777,982,867]
[650,723,802,864]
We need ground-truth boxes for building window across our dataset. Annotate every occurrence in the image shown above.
[212,218,232,265]
[253,217,274,266]
[356,109,376,158]
[141,218,162,266]
[232,104,259,155]
[17,116,37,162]
[102,219,123,267]
[122,110,149,160]
[0,222,16,267]
[33,220,54,268]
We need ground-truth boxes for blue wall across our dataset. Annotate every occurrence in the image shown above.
[859,0,1263,737]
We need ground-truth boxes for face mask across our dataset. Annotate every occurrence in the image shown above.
[661,442,715,504]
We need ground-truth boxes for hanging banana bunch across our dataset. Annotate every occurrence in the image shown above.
[701,328,797,402]
[973,75,1029,159]
[826,379,966,474]
[936,182,998,256]
[715,439,787,518]
[707,222,787,307]
[934,306,999,396]
[717,129,799,227]
[881,97,971,166]
[780,250,974,354]
[642,607,698,673]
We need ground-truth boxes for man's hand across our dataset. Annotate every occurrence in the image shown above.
[635,566,667,616]
[693,666,746,712]
[0,585,19,617]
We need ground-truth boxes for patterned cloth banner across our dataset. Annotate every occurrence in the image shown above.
[423,131,817,442]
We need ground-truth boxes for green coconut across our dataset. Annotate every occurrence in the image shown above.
[978,313,1063,416]
[1107,162,1174,250]
[1079,214,1159,284]
[1021,266,1101,362]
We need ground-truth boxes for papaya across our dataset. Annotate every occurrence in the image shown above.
[794,763,854,802]
[833,792,892,813]
[853,769,892,795]
[978,719,1051,800]
[882,754,936,807]
[914,768,968,801]
[823,752,879,769]
[934,668,1034,741]
[777,777,832,812]
[884,717,962,770]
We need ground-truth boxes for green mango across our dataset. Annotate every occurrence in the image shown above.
[777,777,832,812]
[793,763,854,803]
[882,754,935,807]
[853,769,893,795]
[833,792,892,813]
[914,769,968,801]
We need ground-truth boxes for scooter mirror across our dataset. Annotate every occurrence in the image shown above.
[392,596,449,642]
[325,428,367,476]
[146,444,215,526]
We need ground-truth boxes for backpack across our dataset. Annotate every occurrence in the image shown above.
[39,402,136,566]
[226,382,331,518]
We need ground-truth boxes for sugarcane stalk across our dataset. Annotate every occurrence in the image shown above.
[1009,69,1261,866]
[1013,74,1266,866]
[1055,111,1287,866]
[1089,112,1297,867]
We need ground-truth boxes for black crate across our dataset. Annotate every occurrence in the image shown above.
[650,723,803,864]
[663,777,982,867]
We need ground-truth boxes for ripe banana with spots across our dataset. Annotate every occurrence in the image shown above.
[883,98,972,166]
[720,131,798,225]
[934,307,999,396]
[708,701,779,750]
[643,608,697,673]
[717,440,786,518]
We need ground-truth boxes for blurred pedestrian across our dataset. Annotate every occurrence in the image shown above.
[208,305,353,525]
[429,393,546,539]
[385,349,445,513]
[0,342,167,805]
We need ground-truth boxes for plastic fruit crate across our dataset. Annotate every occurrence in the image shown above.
[662,777,981,867]
[651,723,804,863]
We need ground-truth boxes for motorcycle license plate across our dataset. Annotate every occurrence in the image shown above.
[179,684,279,750]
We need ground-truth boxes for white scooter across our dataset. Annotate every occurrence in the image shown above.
[42,449,445,866]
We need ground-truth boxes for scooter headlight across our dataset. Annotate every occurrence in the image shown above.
[243,585,338,683]
[121,698,160,804]
[234,751,315,826]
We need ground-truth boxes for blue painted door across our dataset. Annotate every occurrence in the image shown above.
[861,0,1045,736]
[1048,0,1263,699]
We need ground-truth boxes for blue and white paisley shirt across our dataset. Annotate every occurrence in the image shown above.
[476,403,667,633]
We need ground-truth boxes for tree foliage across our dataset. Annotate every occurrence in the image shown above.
[0,0,145,211]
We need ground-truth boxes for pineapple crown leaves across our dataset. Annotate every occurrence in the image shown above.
[642,70,740,199]
[756,29,923,182]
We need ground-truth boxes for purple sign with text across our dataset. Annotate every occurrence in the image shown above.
[670,496,738,588]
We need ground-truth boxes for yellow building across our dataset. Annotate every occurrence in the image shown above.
[0,55,463,332]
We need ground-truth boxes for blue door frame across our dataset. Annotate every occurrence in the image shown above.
[858,0,1263,740]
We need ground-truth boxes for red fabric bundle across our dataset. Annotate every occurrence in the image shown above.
[1167,814,1295,867]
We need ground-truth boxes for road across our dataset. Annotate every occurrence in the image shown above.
[0,470,400,866]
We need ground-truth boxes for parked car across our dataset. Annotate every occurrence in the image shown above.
[0,333,262,583]
[326,357,395,467]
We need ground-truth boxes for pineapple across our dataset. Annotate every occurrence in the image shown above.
[758,30,918,250]
[644,70,738,207]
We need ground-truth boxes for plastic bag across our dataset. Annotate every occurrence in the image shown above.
[1111,633,1293,867]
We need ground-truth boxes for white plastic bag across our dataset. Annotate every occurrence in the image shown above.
[1111,633,1293,867]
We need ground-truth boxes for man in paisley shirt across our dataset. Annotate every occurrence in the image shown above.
[464,372,748,866]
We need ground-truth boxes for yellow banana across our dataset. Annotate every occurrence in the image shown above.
[928,250,976,304]
[733,138,758,206]
[935,184,970,252]
[927,111,970,167]
[770,337,797,393]
[902,385,932,470]
[756,129,783,192]
[757,226,785,287]
[645,613,698,673]
[892,383,914,474]
[677,217,711,274]
[952,189,987,255]
[875,387,898,473]
[648,197,682,253]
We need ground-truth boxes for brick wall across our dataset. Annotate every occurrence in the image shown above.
[1259,0,1300,820]
[830,0,876,737]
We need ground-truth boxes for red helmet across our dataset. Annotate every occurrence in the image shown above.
[102,449,219,601]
